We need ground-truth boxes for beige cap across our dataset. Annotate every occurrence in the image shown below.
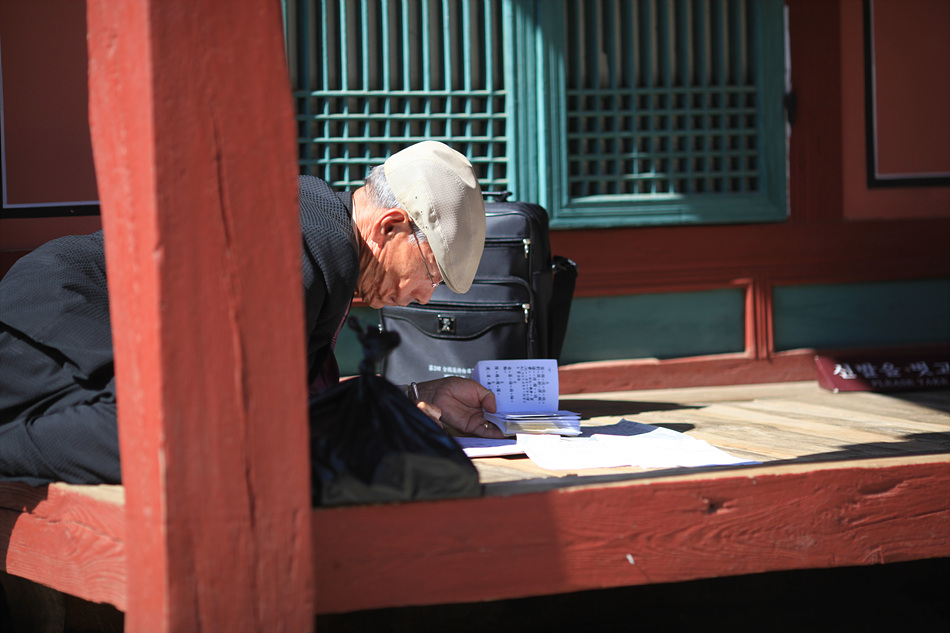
[384,141,486,293]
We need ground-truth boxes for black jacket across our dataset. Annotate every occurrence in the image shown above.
[0,175,358,485]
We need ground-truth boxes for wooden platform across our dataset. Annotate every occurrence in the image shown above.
[477,381,950,491]
[1,381,948,616]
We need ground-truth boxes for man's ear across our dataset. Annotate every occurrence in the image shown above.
[375,208,412,241]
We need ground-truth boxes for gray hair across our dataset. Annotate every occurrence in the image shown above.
[364,164,428,244]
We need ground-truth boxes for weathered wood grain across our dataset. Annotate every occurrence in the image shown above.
[0,483,126,610]
[312,455,950,614]
[740,398,950,432]
[86,0,313,630]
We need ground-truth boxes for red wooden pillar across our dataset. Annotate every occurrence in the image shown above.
[86,1,314,631]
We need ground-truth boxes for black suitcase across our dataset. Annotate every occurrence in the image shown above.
[379,193,577,384]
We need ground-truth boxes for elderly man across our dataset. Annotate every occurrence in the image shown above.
[0,141,503,486]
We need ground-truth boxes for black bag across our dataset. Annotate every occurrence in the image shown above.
[379,193,577,384]
[308,319,481,506]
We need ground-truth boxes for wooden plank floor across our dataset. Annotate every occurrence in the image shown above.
[473,381,950,490]
[2,381,948,617]
[306,381,950,613]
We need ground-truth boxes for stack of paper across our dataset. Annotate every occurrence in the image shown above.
[474,359,581,436]
[484,410,582,436]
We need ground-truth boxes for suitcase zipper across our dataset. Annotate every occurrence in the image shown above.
[485,237,532,260]
[409,278,535,343]
[417,301,530,313]
[406,296,533,322]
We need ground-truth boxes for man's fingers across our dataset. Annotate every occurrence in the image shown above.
[474,421,505,439]
[416,401,443,428]
[479,388,497,414]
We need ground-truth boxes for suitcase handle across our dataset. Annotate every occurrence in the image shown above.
[483,190,512,202]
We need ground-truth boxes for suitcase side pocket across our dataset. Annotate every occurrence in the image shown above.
[380,301,532,384]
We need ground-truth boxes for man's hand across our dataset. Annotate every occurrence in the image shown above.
[414,376,505,439]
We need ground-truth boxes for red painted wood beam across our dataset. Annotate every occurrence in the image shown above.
[312,456,950,614]
[86,1,313,631]
[558,350,818,394]
[557,343,950,395]
[787,0,845,225]
[549,218,950,299]
[0,483,126,610]
[4,456,946,616]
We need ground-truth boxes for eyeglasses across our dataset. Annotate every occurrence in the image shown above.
[413,238,440,289]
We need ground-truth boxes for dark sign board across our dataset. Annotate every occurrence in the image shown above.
[816,355,950,393]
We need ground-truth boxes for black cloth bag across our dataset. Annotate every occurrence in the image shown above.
[308,319,481,506]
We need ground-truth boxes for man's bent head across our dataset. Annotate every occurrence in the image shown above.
[383,141,486,294]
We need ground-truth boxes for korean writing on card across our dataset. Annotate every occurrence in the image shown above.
[473,359,559,413]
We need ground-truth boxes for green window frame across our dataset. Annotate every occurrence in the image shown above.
[515,0,788,227]
[285,0,787,228]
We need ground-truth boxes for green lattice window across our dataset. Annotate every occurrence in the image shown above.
[567,1,762,197]
[519,0,788,226]
[285,0,787,227]
[285,0,509,190]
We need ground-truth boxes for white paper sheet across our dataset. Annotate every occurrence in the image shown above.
[455,437,524,458]
[511,420,756,471]
[516,434,631,470]
[592,433,753,468]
